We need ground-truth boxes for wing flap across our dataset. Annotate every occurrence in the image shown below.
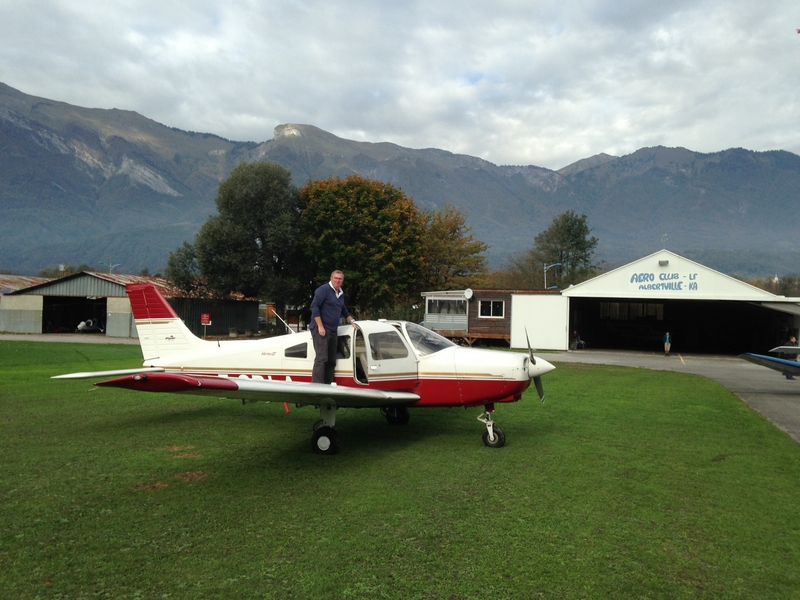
[95,372,420,408]
[52,367,166,380]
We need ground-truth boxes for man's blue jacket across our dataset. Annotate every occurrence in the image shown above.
[310,283,351,331]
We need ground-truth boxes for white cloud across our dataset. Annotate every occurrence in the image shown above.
[0,0,797,169]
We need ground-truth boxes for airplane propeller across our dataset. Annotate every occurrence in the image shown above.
[525,328,546,403]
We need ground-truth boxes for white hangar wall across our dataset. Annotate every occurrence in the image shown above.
[510,294,570,351]
[0,294,43,333]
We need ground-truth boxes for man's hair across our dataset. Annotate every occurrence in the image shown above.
[331,270,344,278]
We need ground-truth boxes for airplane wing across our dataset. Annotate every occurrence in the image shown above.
[769,345,800,355]
[740,353,800,377]
[93,372,420,408]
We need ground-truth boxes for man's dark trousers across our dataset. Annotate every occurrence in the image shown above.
[311,327,338,384]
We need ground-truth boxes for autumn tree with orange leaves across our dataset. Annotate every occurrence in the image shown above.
[299,175,426,315]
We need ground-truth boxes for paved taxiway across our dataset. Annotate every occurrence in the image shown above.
[3,334,799,444]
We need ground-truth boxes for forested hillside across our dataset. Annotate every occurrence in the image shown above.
[2,82,800,277]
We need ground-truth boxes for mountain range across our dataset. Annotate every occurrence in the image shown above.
[2,81,800,278]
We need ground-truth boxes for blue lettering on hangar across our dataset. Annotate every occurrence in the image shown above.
[630,272,698,291]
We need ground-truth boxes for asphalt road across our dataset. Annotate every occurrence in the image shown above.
[3,333,799,444]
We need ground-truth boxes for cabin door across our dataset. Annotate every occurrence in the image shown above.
[352,323,418,387]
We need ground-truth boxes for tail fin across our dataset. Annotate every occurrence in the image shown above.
[127,283,208,361]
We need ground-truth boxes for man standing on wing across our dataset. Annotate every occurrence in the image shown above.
[310,270,358,384]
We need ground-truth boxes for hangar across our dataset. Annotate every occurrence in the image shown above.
[423,250,800,355]
[561,249,800,354]
[0,272,174,336]
[0,271,259,338]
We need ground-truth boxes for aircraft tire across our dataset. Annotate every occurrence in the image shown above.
[311,426,340,455]
[383,406,410,425]
[482,427,506,448]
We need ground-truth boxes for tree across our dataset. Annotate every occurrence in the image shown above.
[422,204,489,290]
[165,241,201,294]
[299,175,425,315]
[38,264,93,278]
[189,162,302,307]
[494,210,598,289]
[533,210,598,287]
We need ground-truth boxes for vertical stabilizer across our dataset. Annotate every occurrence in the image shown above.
[127,284,207,361]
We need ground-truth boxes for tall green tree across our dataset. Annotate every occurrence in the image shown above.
[496,210,598,289]
[299,175,425,315]
[184,162,302,307]
[533,210,598,286]
[423,204,489,290]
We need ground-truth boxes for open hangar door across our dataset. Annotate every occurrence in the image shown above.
[568,297,793,355]
[42,296,107,334]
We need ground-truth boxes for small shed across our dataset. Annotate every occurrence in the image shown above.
[421,288,564,347]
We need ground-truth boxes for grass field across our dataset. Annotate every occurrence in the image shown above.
[2,340,800,599]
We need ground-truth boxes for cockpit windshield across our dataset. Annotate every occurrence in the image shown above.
[403,322,456,356]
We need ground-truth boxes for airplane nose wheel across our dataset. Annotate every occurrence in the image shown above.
[477,408,506,448]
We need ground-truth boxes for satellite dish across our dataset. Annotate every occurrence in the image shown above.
[464,288,473,299]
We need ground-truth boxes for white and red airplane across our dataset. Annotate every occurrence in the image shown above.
[54,283,556,454]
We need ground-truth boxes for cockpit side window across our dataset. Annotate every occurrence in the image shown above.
[368,331,409,360]
[285,342,308,359]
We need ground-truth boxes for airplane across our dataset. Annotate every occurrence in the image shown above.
[54,283,556,454]
[740,345,800,379]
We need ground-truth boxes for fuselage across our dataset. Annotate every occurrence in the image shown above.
[141,320,552,408]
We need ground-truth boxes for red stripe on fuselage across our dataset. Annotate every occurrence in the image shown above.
[98,370,530,407]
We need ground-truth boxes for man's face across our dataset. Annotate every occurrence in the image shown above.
[331,273,344,290]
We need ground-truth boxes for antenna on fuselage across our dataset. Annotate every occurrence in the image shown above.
[270,307,296,335]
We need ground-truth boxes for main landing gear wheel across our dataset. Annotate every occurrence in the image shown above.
[311,426,340,455]
[382,406,410,425]
[482,426,506,448]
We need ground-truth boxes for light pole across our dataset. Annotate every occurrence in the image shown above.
[543,262,561,289]
[99,261,122,273]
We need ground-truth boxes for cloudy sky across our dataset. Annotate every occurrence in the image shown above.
[1,0,797,170]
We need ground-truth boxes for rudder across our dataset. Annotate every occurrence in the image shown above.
[127,284,207,361]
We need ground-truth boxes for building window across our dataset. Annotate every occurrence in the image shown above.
[479,300,504,318]
[426,299,466,315]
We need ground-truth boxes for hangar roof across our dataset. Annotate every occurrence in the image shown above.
[0,275,52,294]
[11,271,175,297]
[562,249,781,301]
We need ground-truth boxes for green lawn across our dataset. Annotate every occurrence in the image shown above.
[1,340,799,599]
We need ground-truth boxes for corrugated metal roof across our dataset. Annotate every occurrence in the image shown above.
[9,271,252,301]
[12,272,179,297]
[0,275,52,294]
